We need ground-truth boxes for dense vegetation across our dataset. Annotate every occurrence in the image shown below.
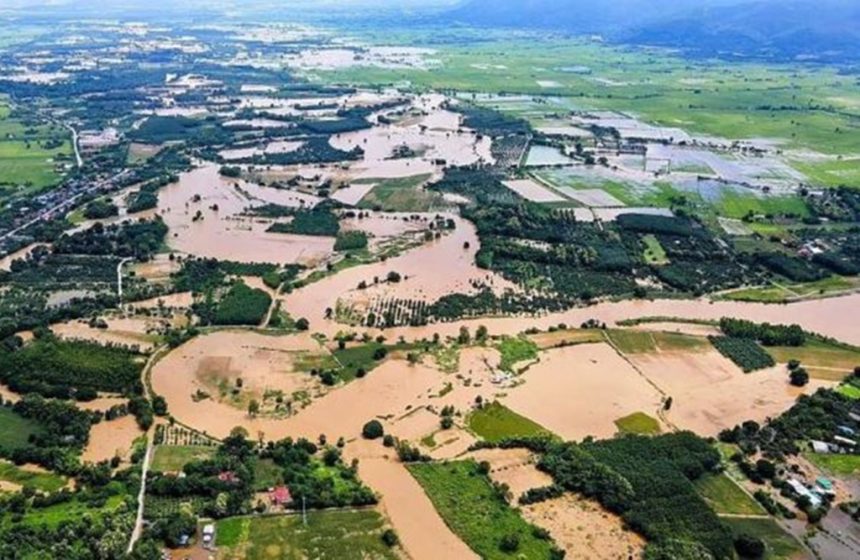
[0,335,143,399]
[266,204,340,237]
[334,230,369,251]
[482,432,732,559]
[209,281,272,326]
[718,318,806,347]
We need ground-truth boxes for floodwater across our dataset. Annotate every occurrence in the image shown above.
[281,213,517,324]
[503,343,663,440]
[157,164,333,264]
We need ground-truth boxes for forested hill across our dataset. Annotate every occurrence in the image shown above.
[442,0,860,62]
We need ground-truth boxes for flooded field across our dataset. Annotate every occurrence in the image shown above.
[503,343,663,440]
[633,350,832,435]
[151,330,328,420]
[524,495,645,560]
[157,164,333,264]
[502,179,566,202]
[329,94,493,180]
[281,213,517,324]
[82,414,142,464]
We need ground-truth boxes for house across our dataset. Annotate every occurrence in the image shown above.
[836,425,857,437]
[218,471,238,483]
[810,440,831,454]
[833,435,857,448]
[269,485,292,507]
[815,478,835,495]
[786,479,822,508]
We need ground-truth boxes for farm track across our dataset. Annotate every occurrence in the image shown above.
[127,344,169,553]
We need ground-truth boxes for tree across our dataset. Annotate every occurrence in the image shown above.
[295,317,310,331]
[440,416,454,430]
[734,534,765,559]
[362,420,384,440]
[789,368,809,387]
[499,534,520,553]
[756,459,776,479]
[457,326,471,345]
[382,529,399,547]
[476,325,488,343]
[248,399,260,417]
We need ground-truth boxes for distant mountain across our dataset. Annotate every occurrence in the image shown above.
[443,0,860,61]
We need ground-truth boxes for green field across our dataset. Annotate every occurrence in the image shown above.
[408,460,557,559]
[694,473,766,516]
[837,383,860,400]
[0,104,71,198]
[4,492,127,529]
[766,339,860,381]
[216,510,399,560]
[642,234,669,265]
[806,453,860,476]
[467,401,553,443]
[721,276,859,303]
[713,192,810,220]
[254,458,284,490]
[494,335,539,372]
[150,445,215,473]
[614,412,661,436]
[356,174,437,212]
[0,406,44,450]
[320,31,860,159]
[722,517,804,560]
[605,329,656,354]
[0,460,67,493]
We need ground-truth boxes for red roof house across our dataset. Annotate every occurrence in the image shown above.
[270,486,292,506]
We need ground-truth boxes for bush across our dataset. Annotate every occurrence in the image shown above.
[734,534,765,559]
[334,231,368,252]
[499,533,520,553]
[789,368,810,387]
[381,529,399,547]
[362,420,384,440]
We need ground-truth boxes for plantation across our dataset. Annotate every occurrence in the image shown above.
[334,230,369,251]
[532,432,733,559]
[408,460,561,559]
[211,281,272,326]
[708,336,776,372]
[0,337,143,398]
[267,204,340,237]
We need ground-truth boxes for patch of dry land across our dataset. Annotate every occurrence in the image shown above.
[631,348,832,435]
[51,317,161,351]
[502,343,664,440]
